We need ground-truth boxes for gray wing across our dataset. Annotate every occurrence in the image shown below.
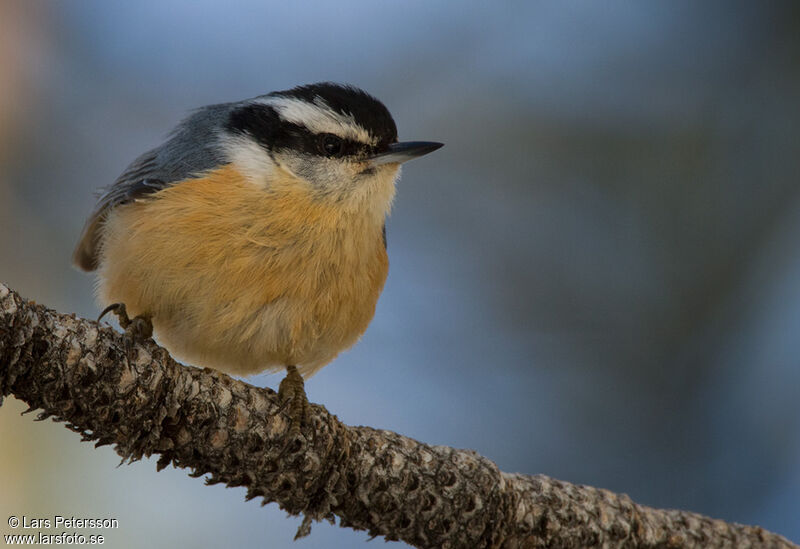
[73,102,235,271]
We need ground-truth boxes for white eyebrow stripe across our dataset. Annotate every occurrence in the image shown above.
[256,96,375,145]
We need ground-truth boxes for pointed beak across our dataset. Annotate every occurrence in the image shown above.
[369,141,444,166]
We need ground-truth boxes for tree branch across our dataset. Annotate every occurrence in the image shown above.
[0,283,794,548]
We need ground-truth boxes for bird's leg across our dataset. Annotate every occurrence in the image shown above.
[98,303,153,342]
[278,365,310,437]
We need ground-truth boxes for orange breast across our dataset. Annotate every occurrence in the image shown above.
[97,164,389,377]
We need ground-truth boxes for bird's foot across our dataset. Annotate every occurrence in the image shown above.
[278,365,310,438]
[98,303,153,356]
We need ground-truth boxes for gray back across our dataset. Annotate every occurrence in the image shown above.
[73,101,236,271]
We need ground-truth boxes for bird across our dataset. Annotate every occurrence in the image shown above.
[73,82,443,433]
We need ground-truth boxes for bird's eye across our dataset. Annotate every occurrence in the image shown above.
[320,134,343,157]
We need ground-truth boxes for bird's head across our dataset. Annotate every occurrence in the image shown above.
[224,82,442,216]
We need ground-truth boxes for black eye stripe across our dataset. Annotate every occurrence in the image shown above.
[227,104,370,158]
[313,134,364,158]
[339,139,363,156]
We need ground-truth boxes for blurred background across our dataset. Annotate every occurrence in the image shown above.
[1,1,799,547]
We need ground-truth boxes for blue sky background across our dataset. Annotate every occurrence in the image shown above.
[1,2,798,546]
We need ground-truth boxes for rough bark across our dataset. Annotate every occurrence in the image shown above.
[0,282,795,549]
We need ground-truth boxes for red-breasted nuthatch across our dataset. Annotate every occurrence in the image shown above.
[73,82,442,429]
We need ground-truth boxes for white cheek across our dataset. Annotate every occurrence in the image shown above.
[343,165,399,220]
[221,134,277,188]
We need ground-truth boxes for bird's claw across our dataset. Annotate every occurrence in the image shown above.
[278,365,311,439]
[98,302,153,358]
